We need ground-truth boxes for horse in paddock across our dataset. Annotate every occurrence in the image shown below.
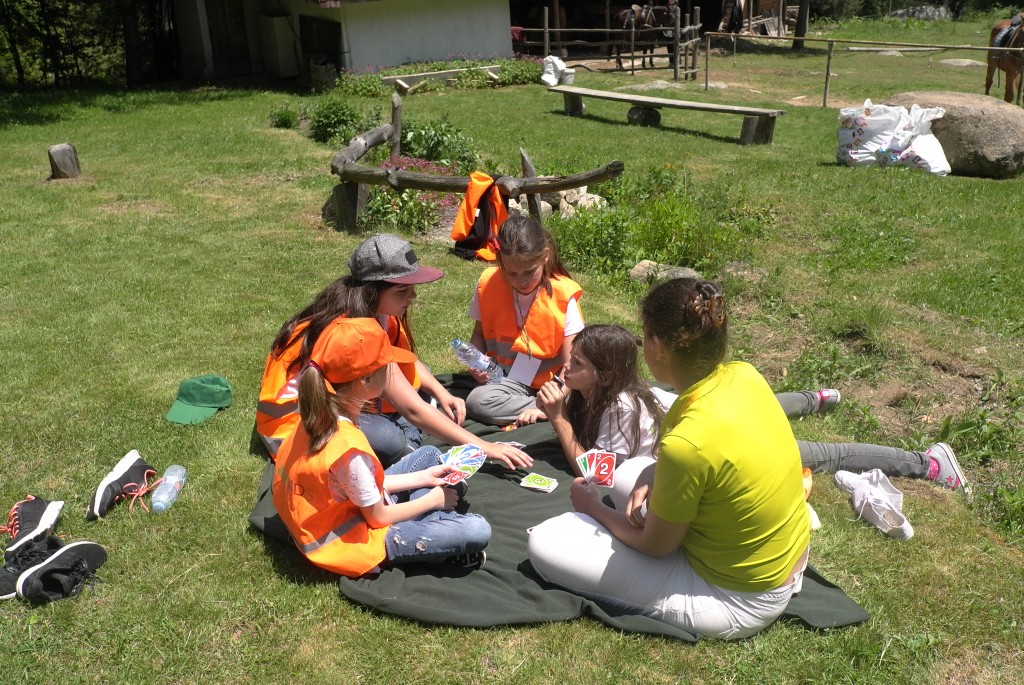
[612,2,679,71]
[985,13,1024,103]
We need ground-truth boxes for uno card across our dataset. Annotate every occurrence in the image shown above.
[443,469,468,485]
[442,444,485,483]
[577,449,616,486]
[520,473,558,492]
[591,451,616,487]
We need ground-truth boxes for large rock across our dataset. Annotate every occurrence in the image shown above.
[886,91,1024,178]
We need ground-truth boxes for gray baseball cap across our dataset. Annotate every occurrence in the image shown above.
[348,233,444,284]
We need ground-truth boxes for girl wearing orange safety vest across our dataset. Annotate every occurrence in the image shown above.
[272,317,490,578]
[465,215,584,426]
[256,234,533,470]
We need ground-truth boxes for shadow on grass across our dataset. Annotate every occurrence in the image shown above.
[0,78,308,130]
[545,108,738,145]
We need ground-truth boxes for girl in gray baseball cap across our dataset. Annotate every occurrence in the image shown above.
[257,233,533,470]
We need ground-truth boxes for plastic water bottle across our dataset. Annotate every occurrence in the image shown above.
[451,339,503,384]
[151,465,187,514]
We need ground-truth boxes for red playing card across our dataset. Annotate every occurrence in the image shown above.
[592,452,616,487]
[443,470,467,485]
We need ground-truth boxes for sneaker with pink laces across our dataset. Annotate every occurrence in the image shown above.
[816,389,841,413]
[926,442,971,499]
[1,495,65,561]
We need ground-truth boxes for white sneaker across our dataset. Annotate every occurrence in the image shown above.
[834,469,903,510]
[849,482,914,540]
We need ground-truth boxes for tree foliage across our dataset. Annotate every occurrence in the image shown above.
[0,0,176,91]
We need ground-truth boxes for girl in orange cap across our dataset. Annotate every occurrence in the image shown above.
[272,318,490,577]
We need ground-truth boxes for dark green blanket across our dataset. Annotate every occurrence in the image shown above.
[251,375,870,640]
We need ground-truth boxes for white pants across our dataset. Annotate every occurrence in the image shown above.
[528,458,799,640]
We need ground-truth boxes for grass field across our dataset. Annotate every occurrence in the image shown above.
[2,14,1023,684]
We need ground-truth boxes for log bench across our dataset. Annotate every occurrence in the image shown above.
[548,85,785,145]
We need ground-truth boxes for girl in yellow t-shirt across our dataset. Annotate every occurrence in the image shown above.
[529,278,810,639]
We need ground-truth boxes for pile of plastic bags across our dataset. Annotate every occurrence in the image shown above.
[837,99,950,176]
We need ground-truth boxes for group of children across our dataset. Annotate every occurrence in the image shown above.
[258,217,969,638]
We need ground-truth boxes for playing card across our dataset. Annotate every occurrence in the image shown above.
[520,473,558,492]
[578,449,616,486]
[442,470,467,485]
[591,451,616,487]
[442,444,485,482]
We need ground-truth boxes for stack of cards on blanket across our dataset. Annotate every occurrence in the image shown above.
[576,449,616,486]
[520,472,558,493]
[442,444,486,485]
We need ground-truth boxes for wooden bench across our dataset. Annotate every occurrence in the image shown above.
[548,85,785,145]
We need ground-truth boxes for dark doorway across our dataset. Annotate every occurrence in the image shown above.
[205,0,250,78]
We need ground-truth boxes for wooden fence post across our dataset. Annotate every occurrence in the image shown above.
[333,182,368,233]
[823,40,835,108]
[673,11,681,81]
[692,7,701,81]
[390,92,402,159]
[520,148,543,224]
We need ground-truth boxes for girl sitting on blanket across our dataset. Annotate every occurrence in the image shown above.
[272,317,490,578]
[530,323,967,488]
[528,278,811,639]
[464,215,584,426]
[256,232,531,470]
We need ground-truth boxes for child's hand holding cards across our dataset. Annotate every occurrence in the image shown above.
[442,444,486,485]
[576,449,616,486]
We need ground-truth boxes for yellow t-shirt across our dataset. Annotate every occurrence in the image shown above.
[650,361,810,592]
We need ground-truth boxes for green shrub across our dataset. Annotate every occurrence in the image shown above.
[267,102,299,129]
[495,57,543,86]
[550,166,769,281]
[334,71,389,98]
[359,156,461,234]
[401,116,480,173]
[307,94,361,144]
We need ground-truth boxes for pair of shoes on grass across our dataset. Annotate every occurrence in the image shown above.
[1,496,107,604]
[835,469,914,541]
[85,449,159,520]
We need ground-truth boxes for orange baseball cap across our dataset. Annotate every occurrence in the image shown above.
[309,318,417,392]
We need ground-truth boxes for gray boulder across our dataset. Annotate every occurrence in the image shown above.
[886,91,1024,178]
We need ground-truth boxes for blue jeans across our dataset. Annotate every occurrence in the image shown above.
[359,411,422,468]
[382,446,491,566]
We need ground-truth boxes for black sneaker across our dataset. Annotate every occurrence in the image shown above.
[1,535,65,601]
[447,550,486,570]
[16,539,107,605]
[85,450,157,521]
[2,495,65,561]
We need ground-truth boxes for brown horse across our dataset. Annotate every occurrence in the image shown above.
[612,2,679,71]
[985,14,1024,103]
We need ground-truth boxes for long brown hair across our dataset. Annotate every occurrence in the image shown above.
[565,324,666,458]
[496,215,571,295]
[640,278,728,381]
[298,364,384,452]
[270,276,411,376]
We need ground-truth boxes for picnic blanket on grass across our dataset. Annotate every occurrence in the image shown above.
[250,375,870,640]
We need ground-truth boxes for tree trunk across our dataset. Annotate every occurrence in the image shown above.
[791,0,809,51]
[117,0,144,88]
[0,0,26,90]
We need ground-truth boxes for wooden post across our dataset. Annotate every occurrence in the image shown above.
[47,143,80,179]
[823,40,835,108]
[562,91,585,116]
[552,0,563,56]
[390,92,402,159]
[673,11,681,81]
[705,32,710,90]
[692,8,701,81]
[630,20,636,75]
[333,182,368,233]
[543,7,550,56]
[739,115,776,145]
[520,148,543,224]
[779,0,786,37]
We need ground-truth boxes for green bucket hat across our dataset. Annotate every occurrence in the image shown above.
[166,374,233,425]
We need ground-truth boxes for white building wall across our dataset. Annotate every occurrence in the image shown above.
[341,0,512,69]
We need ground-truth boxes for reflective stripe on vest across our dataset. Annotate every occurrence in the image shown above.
[296,512,364,554]
[256,399,296,419]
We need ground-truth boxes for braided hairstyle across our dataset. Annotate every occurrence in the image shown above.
[640,278,728,380]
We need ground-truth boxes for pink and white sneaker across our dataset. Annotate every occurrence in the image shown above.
[926,442,971,499]
[816,389,842,413]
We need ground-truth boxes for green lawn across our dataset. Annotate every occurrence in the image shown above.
[2,15,1023,684]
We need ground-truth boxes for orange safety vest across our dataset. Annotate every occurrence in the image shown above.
[451,171,508,262]
[255,321,308,460]
[272,418,388,577]
[366,316,420,415]
[476,267,582,389]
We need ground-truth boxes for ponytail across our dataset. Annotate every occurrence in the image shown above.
[297,366,363,452]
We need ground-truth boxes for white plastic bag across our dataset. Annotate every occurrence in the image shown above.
[836,99,950,176]
[540,55,566,86]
